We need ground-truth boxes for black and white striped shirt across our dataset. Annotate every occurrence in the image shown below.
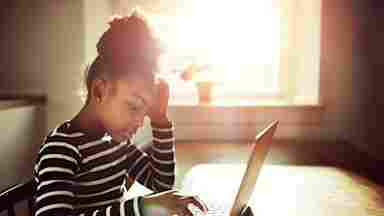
[32,120,175,216]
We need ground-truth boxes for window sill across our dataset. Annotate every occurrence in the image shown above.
[166,101,324,140]
[168,100,325,126]
[0,93,46,110]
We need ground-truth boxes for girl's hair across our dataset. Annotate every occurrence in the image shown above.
[81,9,161,104]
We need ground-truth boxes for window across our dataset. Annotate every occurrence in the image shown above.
[117,0,321,106]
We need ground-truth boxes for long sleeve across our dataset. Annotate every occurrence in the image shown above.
[33,137,80,216]
[125,121,176,192]
[33,132,144,216]
[149,121,176,191]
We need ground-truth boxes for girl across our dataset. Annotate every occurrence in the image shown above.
[32,11,207,216]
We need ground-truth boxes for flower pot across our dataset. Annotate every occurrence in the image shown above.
[196,81,214,104]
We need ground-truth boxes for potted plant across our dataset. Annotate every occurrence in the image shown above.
[180,62,215,104]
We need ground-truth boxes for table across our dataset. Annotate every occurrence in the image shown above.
[181,164,384,216]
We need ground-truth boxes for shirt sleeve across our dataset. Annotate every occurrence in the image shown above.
[125,120,176,192]
[76,197,144,216]
[33,136,144,216]
[33,138,80,216]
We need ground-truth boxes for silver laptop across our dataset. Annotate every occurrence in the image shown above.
[185,121,279,216]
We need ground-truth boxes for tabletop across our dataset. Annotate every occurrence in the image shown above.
[181,164,384,216]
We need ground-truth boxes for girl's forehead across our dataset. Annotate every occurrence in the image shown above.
[114,76,154,103]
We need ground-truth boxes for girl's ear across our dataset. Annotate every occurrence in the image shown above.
[91,78,108,104]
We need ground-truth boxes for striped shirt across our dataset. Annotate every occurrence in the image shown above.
[32,120,176,216]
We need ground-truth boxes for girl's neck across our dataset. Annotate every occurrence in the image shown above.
[70,105,107,137]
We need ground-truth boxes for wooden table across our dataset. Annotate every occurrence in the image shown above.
[181,164,384,216]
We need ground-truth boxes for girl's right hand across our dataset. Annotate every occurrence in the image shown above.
[141,190,208,216]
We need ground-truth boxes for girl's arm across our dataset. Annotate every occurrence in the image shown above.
[125,120,175,192]
[124,78,175,191]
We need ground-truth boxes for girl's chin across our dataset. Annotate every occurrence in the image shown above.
[113,133,132,142]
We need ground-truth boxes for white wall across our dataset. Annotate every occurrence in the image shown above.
[46,0,113,131]
[84,0,112,64]
[44,1,87,130]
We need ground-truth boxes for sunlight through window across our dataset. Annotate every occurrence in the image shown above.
[148,0,281,104]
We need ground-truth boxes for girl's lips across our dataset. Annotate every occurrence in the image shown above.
[117,133,132,141]
[116,127,138,140]
[123,129,136,138]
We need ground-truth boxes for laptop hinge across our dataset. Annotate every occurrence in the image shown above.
[240,206,254,216]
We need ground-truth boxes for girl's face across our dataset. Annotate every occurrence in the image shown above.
[97,74,154,142]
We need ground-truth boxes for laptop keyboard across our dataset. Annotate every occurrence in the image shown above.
[189,200,230,216]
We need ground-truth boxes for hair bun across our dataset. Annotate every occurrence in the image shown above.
[97,9,161,65]
[108,14,123,27]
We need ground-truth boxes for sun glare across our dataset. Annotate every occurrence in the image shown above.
[150,0,281,98]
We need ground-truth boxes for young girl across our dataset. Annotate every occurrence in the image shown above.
[32,11,207,216]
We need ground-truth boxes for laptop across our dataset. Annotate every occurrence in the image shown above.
[185,121,279,216]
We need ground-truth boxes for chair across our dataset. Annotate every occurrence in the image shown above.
[0,180,34,216]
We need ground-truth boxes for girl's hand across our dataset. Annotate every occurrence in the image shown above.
[142,190,208,216]
[147,78,170,125]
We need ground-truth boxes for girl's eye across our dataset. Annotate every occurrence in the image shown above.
[130,105,139,111]
[126,101,146,114]
[127,103,138,111]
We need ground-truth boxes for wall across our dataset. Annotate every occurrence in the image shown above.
[0,0,112,191]
[316,0,384,161]
[346,0,384,160]
[0,1,47,94]
[0,0,87,127]
[46,0,113,131]
[84,0,112,67]
[319,0,356,141]
[0,0,113,130]
[44,1,86,130]
[0,104,45,190]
